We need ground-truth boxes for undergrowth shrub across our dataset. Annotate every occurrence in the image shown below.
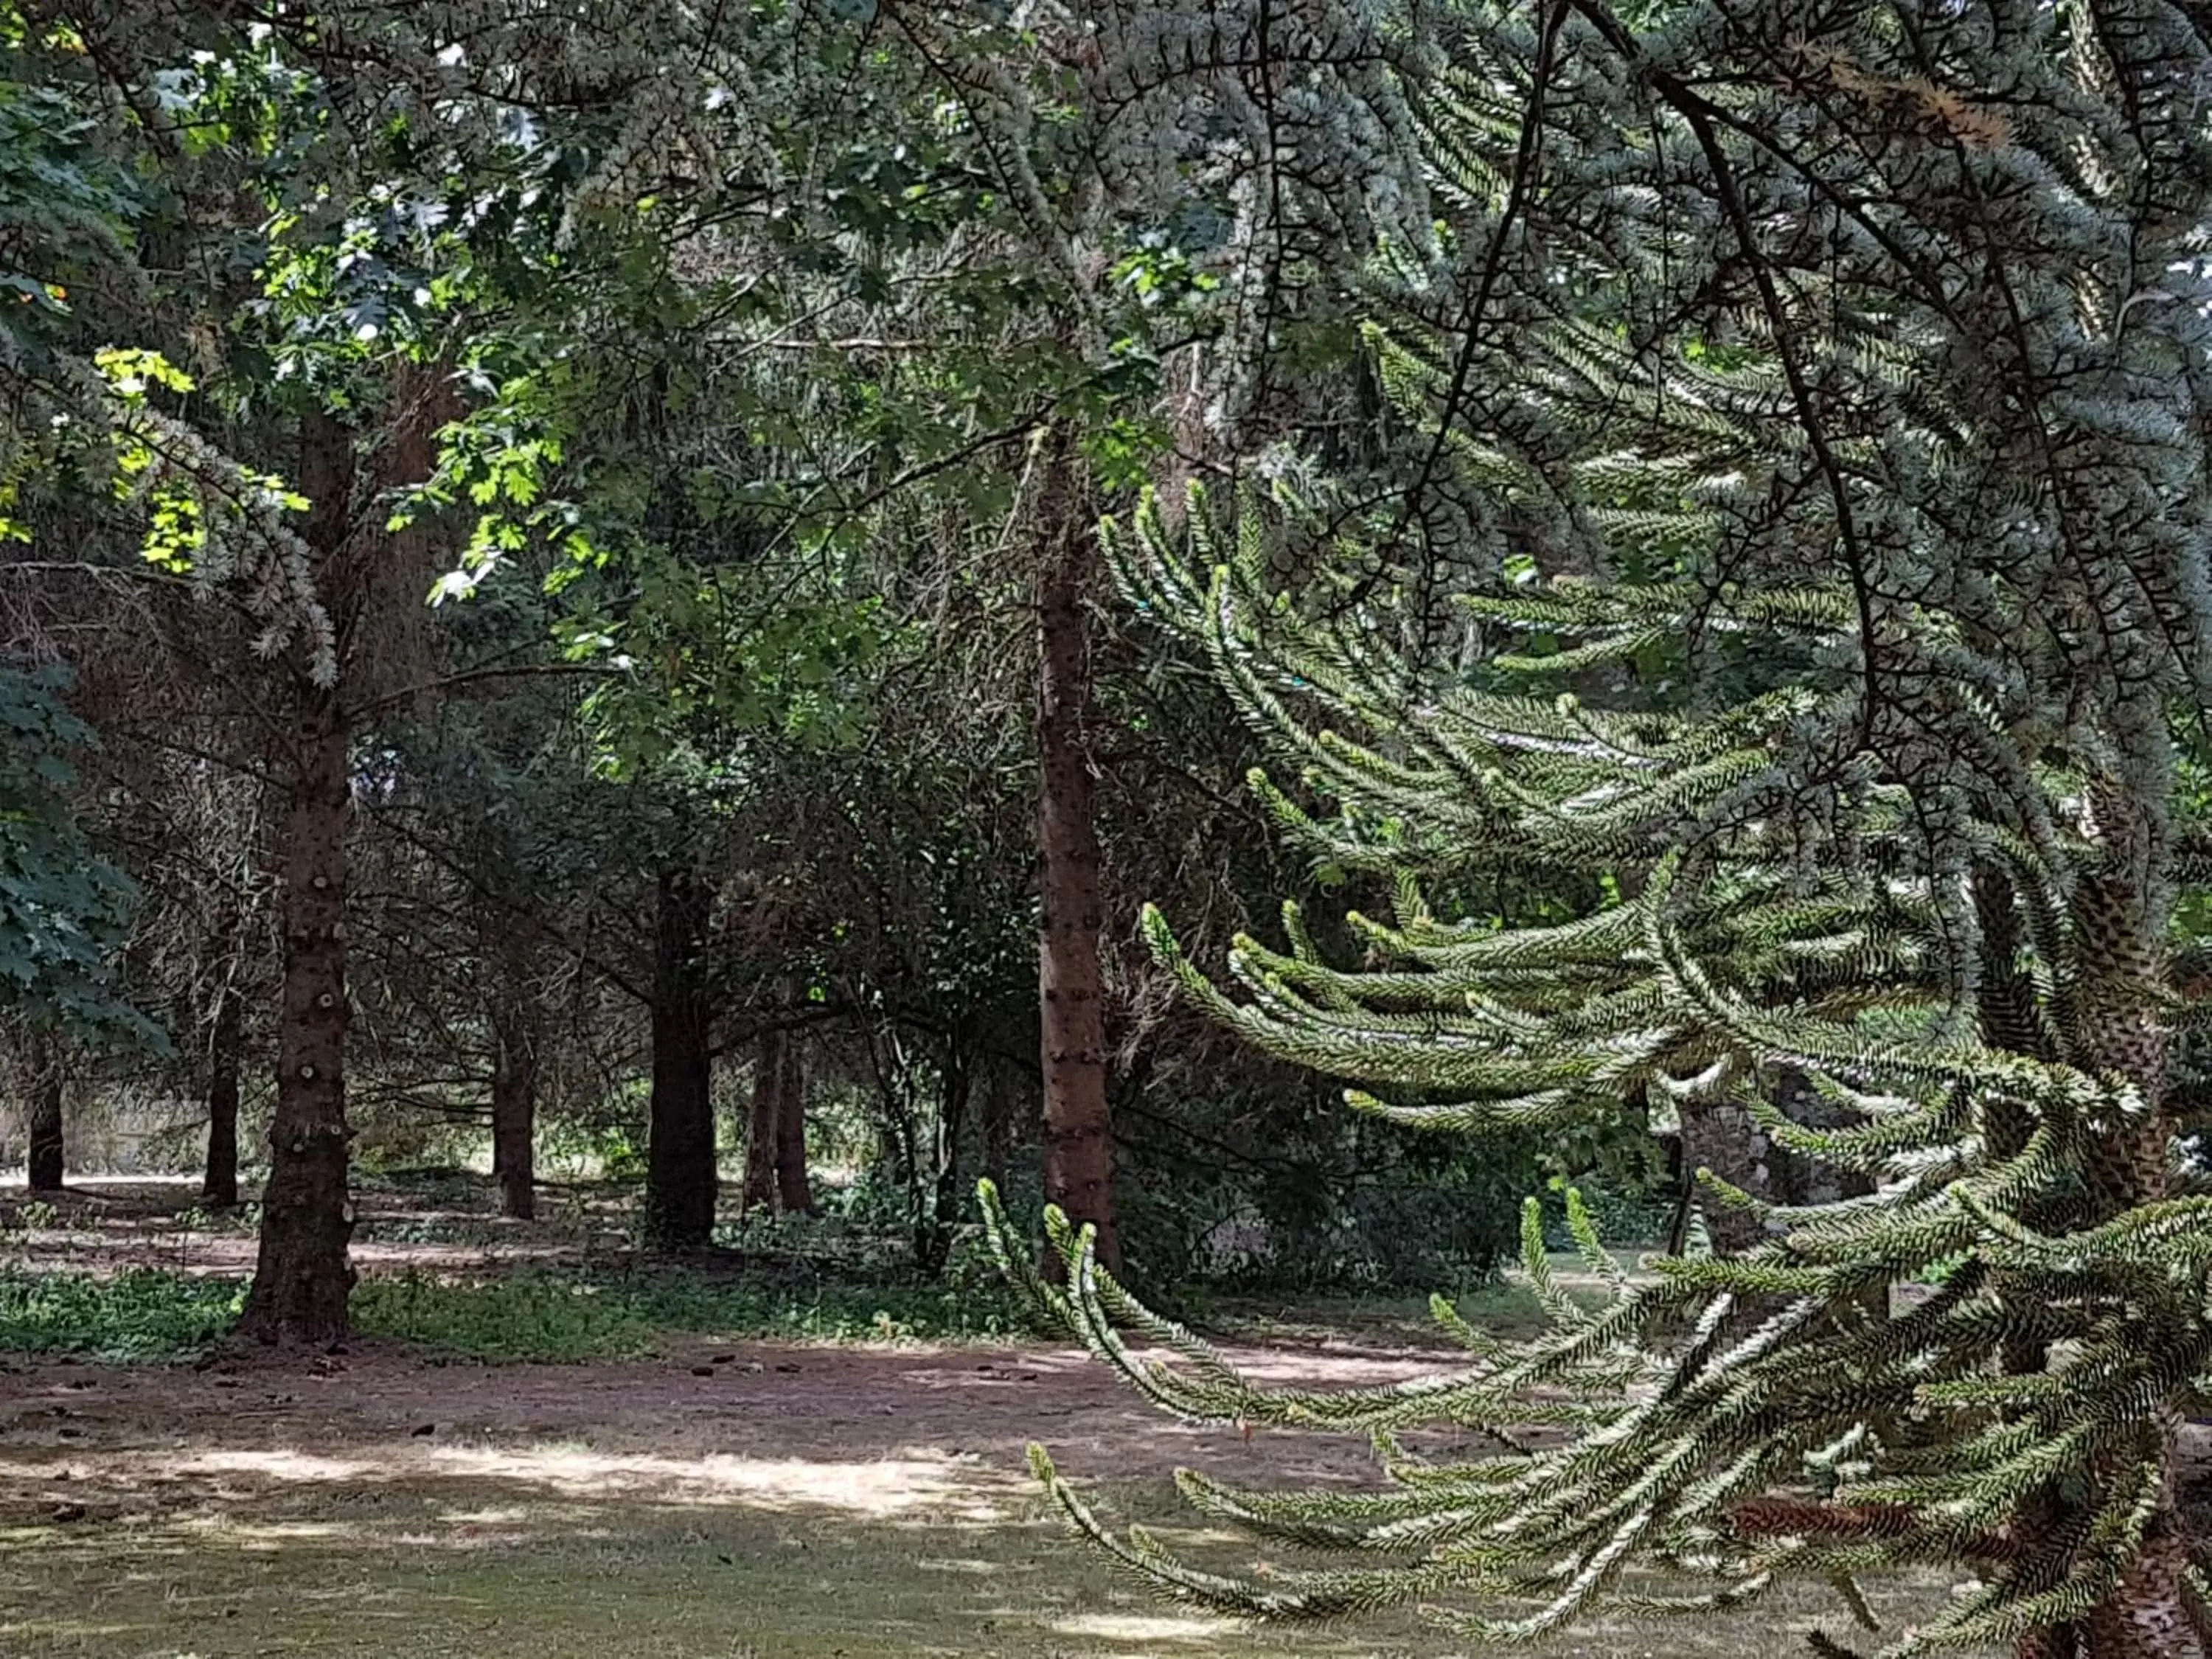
[353,1266,1037,1361]
[0,1267,245,1361]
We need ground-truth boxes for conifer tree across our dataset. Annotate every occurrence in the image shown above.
[987,1,2212,1653]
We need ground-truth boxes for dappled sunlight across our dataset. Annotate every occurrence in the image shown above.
[1048,1610,1251,1644]
[4,1439,1023,1526]
[416,1443,1008,1520]
[175,1449,367,1484]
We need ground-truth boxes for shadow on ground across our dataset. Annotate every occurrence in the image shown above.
[0,1336,1972,1658]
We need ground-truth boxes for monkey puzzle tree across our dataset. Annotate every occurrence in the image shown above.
[987,1,2212,1653]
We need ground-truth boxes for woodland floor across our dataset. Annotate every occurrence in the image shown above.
[0,1181,1977,1658]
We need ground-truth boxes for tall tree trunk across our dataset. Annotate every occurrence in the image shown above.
[490,995,538,1222]
[1670,1097,1770,1257]
[24,1029,62,1194]
[202,981,242,1209]
[1771,1066,1871,1208]
[239,408,358,1346]
[1034,435,1118,1270]
[645,866,717,1249]
[981,1057,1014,1191]
[2059,862,2193,1658]
[918,1039,971,1279]
[742,1026,783,1214]
[774,1031,811,1215]
[238,688,355,1343]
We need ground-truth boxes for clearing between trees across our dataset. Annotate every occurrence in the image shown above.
[1,1183,1965,1659]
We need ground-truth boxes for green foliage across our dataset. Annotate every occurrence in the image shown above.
[354,1266,1039,1363]
[0,1263,1039,1367]
[0,667,159,1043]
[351,1270,655,1361]
[0,1267,243,1362]
[991,0,2212,1649]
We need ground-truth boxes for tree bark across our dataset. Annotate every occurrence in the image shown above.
[1771,1066,1871,1208]
[742,1026,783,1214]
[773,1031,811,1215]
[490,995,538,1222]
[981,1057,1014,1191]
[202,982,242,1209]
[2060,863,2195,1656]
[24,1029,63,1194]
[1034,434,1118,1270]
[645,866,717,1249]
[237,687,355,1343]
[1670,1096,1770,1256]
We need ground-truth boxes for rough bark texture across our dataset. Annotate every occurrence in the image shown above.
[981,1059,1014,1191]
[1772,1066,1871,1208]
[645,867,717,1249]
[237,408,358,1346]
[773,1033,811,1215]
[201,983,242,1209]
[742,1027,784,1215]
[1671,1097,1770,1256]
[1034,437,1118,1270]
[24,1029,63,1193]
[490,996,538,1222]
[2053,851,2194,1657]
[237,689,355,1343]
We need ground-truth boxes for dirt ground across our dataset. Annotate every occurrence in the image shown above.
[0,1332,1980,1659]
[0,1181,1975,1656]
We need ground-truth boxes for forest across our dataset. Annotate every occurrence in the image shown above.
[6,1,2212,1656]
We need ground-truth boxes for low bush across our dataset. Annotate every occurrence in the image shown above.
[0,1261,1039,1365]
[0,1267,246,1361]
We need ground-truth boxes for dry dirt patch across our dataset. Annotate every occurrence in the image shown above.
[0,1337,1966,1658]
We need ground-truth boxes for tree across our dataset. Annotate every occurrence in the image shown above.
[202,975,243,1208]
[487,943,541,1222]
[1034,432,1121,1269]
[0,669,149,1045]
[987,1,2212,1653]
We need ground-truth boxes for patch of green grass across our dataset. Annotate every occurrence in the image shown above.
[351,1271,657,1361]
[0,1267,246,1361]
[352,1267,1039,1362]
[0,1261,1037,1366]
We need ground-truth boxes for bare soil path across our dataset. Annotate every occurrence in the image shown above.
[0,1183,1969,1656]
[0,1333,1964,1659]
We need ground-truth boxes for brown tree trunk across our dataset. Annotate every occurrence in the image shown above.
[24,1029,63,1194]
[981,1058,1014,1191]
[774,1032,811,1215]
[2061,861,2194,1657]
[917,1040,972,1278]
[237,689,355,1343]
[202,982,242,1209]
[490,997,538,1222]
[1034,435,1118,1270]
[645,866,717,1249]
[1671,1096,1770,1257]
[1771,1066,1871,1208]
[742,1026,783,1215]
